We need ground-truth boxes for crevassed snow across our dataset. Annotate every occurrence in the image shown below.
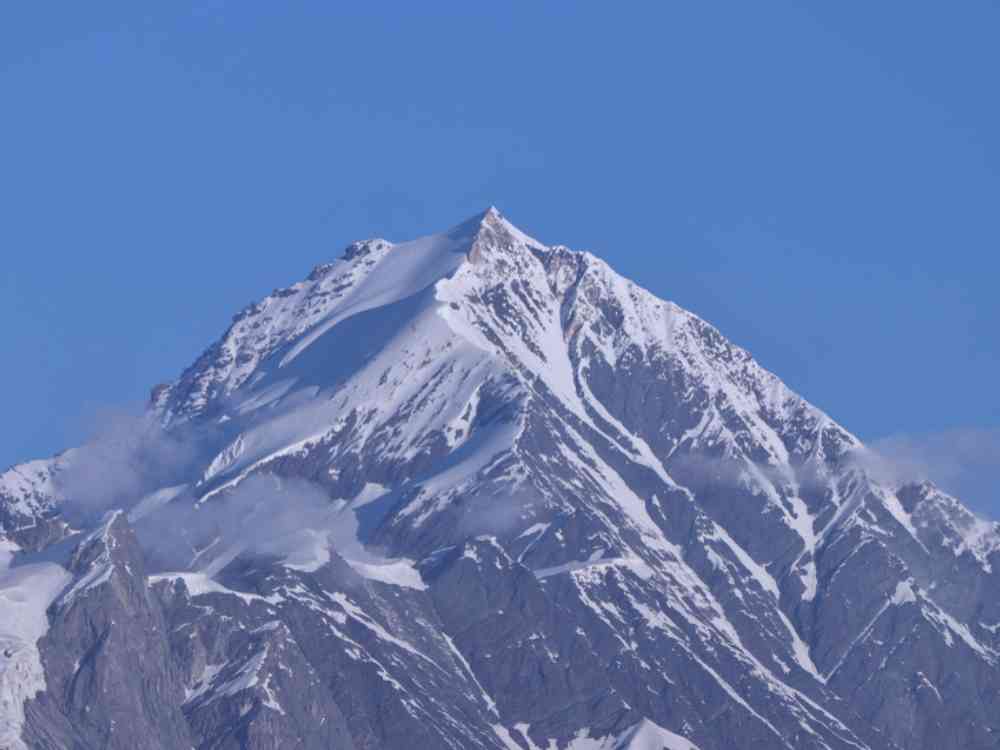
[0,540,71,750]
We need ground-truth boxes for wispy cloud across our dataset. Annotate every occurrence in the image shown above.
[863,428,1000,517]
[55,407,203,525]
[54,407,341,574]
[134,473,338,572]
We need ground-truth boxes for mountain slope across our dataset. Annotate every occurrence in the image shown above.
[2,208,999,750]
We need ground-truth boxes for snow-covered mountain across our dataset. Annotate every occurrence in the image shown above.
[3,208,999,750]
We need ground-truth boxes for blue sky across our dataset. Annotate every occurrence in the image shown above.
[2,3,997,513]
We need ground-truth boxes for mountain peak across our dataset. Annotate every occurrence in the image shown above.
[447,204,534,243]
[5,207,1000,750]
[465,204,506,229]
[455,206,545,270]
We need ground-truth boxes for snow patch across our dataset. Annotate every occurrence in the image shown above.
[346,559,427,590]
[150,572,269,605]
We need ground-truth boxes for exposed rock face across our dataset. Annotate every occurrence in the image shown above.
[2,208,999,749]
[23,513,191,750]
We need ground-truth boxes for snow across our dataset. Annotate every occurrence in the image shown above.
[324,486,427,589]
[614,719,701,750]
[0,541,71,750]
[825,599,894,681]
[491,724,523,750]
[819,577,997,667]
[398,414,522,528]
[534,556,652,581]
[216,649,266,696]
[905,483,1000,573]
[877,487,928,553]
[915,671,943,703]
[185,662,224,703]
[953,515,1000,573]
[149,572,270,605]
[202,434,247,482]
[351,482,389,507]
[186,646,281,712]
[891,580,917,605]
[0,457,64,523]
[682,651,784,742]
[444,383,483,449]
[781,494,818,601]
[0,460,57,501]
[440,631,498,716]
[58,510,122,608]
[825,579,921,681]
[508,718,701,750]
[920,597,997,662]
[279,220,477,368]
[705,523,824,682]
[798,561,818,602]
[329,592,435,664]
[346,559,427,590]
[517,522,550,539]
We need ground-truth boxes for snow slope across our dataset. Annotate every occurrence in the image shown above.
[0,542,70,750]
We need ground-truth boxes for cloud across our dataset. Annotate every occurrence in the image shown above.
[861,428,1000,517]
[52,406,345,574]
[665,432,1000,521]
[55,408,204,525]
[134,473,338,572]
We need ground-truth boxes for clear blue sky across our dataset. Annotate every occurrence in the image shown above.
[2,3,998,512]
